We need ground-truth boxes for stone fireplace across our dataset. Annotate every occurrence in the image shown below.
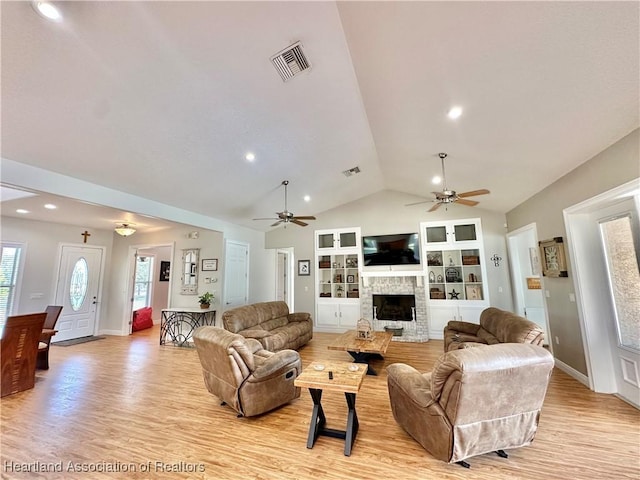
[361,276,428,342]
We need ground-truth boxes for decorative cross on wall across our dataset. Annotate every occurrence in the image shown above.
[490,254,502,267]
[81,230,91,243]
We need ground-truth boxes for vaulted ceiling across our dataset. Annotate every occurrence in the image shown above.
[1,1,638,231]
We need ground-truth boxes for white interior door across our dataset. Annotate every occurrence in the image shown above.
[54,245,104,341]
[224,240,249,309]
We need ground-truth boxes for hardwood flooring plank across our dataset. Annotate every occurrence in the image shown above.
[1,326,638,479]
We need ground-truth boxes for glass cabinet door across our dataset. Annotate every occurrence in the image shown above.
[425,225,448,244]
[339,231,357,248]
[317,233,335,249]
[453,223,477,242]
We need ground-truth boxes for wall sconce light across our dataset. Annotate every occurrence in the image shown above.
[115,224,136,237]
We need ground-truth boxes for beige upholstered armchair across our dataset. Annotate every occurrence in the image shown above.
[387,343,554,467]
[193,326,302,417]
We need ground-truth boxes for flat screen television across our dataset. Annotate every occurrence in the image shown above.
[362,233,421,266]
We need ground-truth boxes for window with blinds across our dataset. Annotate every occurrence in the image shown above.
[0,243,23,326]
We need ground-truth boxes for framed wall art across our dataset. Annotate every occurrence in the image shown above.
[538,237,568,277]
[201,258,218,271]
[159,261,171,282]
[298,260,310,276]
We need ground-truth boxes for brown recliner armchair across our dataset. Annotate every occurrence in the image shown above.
[193,326,302,417]
[444,307,544,352]
[387,343,554,467]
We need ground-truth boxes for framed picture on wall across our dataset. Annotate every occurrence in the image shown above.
[298,260,310,276]
[159,261,170,282]
[201,259,218,271]
[539,237,568,278]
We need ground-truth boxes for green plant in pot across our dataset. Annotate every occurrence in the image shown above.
[198,292,214,309]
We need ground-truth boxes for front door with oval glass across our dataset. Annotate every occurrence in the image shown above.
[54,246,104,342]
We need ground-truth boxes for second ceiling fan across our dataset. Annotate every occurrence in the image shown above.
[407,153,490,212]
[253,180,316,227]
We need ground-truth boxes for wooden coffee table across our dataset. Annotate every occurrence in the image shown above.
[294,360,367,456]
[327,330,394,376]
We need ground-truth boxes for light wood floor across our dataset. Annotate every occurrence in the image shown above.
[1,326,638,480]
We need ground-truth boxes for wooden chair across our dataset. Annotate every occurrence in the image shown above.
[37,305,63,370]
[1,312,47,397]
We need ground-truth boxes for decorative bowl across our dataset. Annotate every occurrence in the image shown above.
[313,364,325,371]
[348,364,359,372]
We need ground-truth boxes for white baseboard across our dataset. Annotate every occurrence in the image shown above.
[554,358,590,388]
[429,331,444,340]
[98,329,126,336]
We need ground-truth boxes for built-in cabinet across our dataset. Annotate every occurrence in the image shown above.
[315,228,362,331]
[421,219,489,338]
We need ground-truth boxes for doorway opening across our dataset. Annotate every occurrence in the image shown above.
[126,244,173,334]
[506,223,550,345]
[276,248,294,310]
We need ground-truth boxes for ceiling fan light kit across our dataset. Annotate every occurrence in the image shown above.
[253,180,316,228]
[407,153,490,212]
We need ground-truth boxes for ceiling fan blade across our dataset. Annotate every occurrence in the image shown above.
[456,198,479,207]
[405,199,434,207]
[291,219,308,227]
[253,217,278,221]
[428,202,442,212]
[458,189,490,198]
[292,215,316,220]
[271,220,284,227]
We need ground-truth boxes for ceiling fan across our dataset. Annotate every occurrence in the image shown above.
[253,180,316,227]
[406,153,490,212]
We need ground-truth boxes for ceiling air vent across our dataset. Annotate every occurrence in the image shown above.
[342,166,361,178]
[271,42,311,82]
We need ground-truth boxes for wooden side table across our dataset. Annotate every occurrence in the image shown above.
[294,360,367,456]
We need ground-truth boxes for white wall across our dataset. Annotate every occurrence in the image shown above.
[1,159,276,334]
[506,128,639,375]
[0,216,115,329]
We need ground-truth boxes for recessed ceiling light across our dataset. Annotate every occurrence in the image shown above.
[304,195,311,202]
[245,152,255,162]
[32,2,63,22]
[44,203,57,209]
[16,209,30,214]
[447,106,463,120]
[432,175,442,185]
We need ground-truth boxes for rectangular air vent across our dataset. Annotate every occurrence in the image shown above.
[271,42,311,82]
[342,166,361,177]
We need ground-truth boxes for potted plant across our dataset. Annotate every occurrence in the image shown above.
[198,292,214,309]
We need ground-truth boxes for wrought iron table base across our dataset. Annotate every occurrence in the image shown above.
[160,310,216,347]
[347,351,384,376]
[305,388,359,457]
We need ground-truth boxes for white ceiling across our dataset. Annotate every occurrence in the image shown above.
[1,1,638,231]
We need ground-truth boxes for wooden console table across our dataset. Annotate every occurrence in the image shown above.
[160,308,216,347]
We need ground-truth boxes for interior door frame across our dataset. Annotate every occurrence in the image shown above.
[124,243,174,334]
[53,242,107,337]
[276,247,295,310]
[564,177,640,394]
[506,222,551,348]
